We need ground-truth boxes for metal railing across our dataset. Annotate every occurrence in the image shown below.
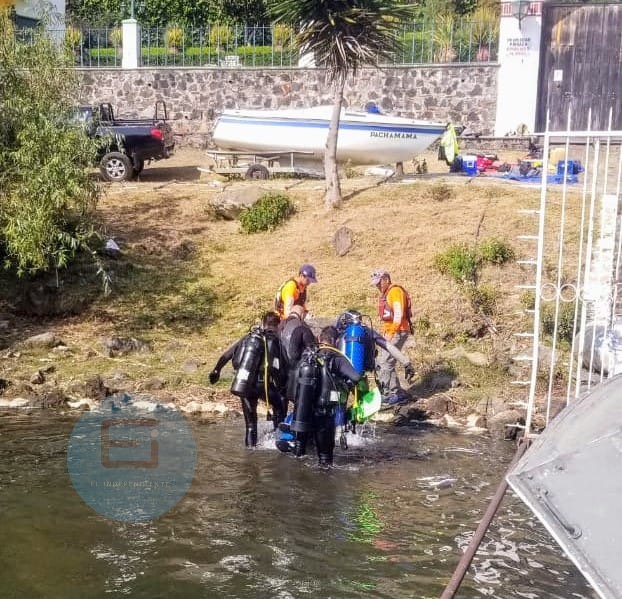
[17,19,499,68]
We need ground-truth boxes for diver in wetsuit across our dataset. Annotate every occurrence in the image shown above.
[279,326,361,467]
[208,311,287,447]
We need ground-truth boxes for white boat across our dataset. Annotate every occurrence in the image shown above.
[212,105,446,166]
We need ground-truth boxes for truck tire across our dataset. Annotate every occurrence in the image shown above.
[100,152,133,182]
[245,164,270,180]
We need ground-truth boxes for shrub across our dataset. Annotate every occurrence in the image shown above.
[110,27,122,49]
[540,301,577,344]
[273,23,293,48]
[209,25,233,49]
[165,25,184,50]
[64,26,82,50]
[434,243,481,284]
[467,282,498,316]
[479,237,515,265]
[239,193,295,234]
[430,181,452,202]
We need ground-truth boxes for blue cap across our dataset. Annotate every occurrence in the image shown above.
[299,263,317,283]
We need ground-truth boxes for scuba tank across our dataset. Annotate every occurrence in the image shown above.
[317,351,341,411]
[230,327,264,398]
[342,321,366,375]
[337,311,374,375]
[290,348,320,433]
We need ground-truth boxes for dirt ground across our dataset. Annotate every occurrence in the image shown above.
[1,143,550,420]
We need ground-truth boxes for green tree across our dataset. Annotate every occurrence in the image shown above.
[268,0,418,209]
[65,0,269,27]
[0,10,101,277]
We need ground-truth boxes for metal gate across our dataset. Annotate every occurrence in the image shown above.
[513,112,622,435]
[536,3,622,132]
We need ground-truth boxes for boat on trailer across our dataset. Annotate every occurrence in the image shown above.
[211,105,446,172]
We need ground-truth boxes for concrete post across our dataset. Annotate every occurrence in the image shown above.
[494,2,543,136]
[121,18,141,69]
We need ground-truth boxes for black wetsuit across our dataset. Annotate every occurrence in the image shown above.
[278,314,316,409]
[312,349,361,465]
[212,328,286,447]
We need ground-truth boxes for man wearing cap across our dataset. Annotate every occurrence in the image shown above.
[370,269,413,405]
[274,264,318,320]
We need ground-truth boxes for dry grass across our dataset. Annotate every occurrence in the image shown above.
[0,147,583,411]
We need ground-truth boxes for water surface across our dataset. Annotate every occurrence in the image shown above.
[0,412,593,598]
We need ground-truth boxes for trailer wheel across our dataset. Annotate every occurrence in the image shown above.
[100,152,133,182]
[245,164,270,180]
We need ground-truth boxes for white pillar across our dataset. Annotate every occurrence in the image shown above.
[121,18,141,69]
[494,2,543,136]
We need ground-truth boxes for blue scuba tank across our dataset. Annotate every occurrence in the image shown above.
[342,322,366,375]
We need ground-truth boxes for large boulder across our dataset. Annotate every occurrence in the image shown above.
[211,185,270,220]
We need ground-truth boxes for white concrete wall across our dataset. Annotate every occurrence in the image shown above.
[494,2,543,136]
[14,0,65,24]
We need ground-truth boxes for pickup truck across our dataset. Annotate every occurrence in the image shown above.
[76,101,175,182]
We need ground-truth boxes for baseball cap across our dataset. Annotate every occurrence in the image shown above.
[370,269,389,285]
[299,264,317,283]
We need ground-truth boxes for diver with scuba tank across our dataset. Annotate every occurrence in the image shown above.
[278,326,361,467]
[335,309,415,414]
[208,311,287,448]
[277,304,317,414]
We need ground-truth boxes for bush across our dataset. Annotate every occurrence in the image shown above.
[209,25,233,49]
[434,243,481,284]
[239,193,295,234]
[540,301,577,344]
[479,237,515,265]
[430,181,452,202]
[467,282,498,316]
[165,25,184,50]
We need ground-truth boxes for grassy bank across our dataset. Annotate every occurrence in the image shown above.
[0,150,577,417]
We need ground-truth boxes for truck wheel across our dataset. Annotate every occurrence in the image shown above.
[245,164,270,180]
[100,152,133,182]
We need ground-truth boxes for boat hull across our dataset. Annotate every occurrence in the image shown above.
[212,106,445,166]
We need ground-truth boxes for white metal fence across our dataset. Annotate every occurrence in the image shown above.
[514,110,622,436]
[16,19,500,68]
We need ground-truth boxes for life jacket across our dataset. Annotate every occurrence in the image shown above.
[378,284,414,331]
[274,278,307,318]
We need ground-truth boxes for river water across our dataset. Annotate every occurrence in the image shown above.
[0,411,594,599]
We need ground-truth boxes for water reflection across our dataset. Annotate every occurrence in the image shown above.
[0,413,594,598]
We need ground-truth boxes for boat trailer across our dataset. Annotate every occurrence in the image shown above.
[198,149,323,179]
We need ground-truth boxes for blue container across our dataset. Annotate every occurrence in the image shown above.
[343,323,366,374]
[462,155,477,176]
[557,160,581,176]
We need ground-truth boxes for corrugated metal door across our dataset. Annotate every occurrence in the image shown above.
[537,3,622,131]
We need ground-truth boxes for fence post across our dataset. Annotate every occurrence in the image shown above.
[493,2,543,135]
[121,18,141,68]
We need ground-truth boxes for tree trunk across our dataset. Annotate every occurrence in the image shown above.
[324,79,345,209]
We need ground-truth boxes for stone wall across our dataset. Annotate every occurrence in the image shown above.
[78,65,499,147]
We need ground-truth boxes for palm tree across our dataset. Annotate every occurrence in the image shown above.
[268,0,418,209]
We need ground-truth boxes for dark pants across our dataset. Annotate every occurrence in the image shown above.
[240,388,286,447]
[313,411,336,466]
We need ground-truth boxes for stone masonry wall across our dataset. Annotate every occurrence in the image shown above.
[77,65,499,148]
